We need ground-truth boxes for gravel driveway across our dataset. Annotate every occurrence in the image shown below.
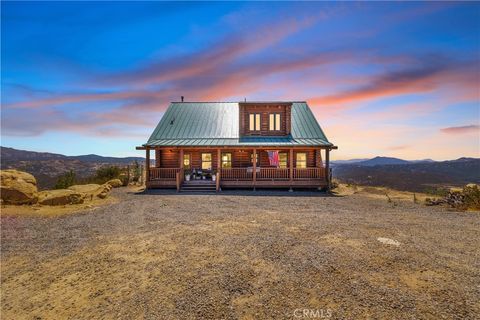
[1,188,479,319]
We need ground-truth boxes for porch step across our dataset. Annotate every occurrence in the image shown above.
[180,182,216,192]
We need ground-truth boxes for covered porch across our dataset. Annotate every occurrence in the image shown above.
[137,146,335,191]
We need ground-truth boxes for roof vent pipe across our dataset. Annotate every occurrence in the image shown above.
[181,96,184,102]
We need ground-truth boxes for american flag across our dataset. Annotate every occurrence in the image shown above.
[267,151,279,167]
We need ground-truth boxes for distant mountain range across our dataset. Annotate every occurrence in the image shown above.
[1,147,148,189]
[333,156,480,192]
[331,156,435,167]
[1,147,478,192]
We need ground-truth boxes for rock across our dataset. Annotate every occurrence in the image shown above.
[107,179,123,188]
[0,170,38,204]
[38,189,84,206]
[68,183,111,200]
[377,237,401,246]
[425,198,444,206]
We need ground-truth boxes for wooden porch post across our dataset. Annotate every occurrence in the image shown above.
[253,148,257,190]
[289,148,293,192]
[326,148,330,190]
[146,148,150,189]
[155,149,161,168]
[179,149,184,169]
[179,149,184,191]
[217,149,221,192]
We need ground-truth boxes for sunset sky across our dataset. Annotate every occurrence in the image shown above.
[2,2,479,160]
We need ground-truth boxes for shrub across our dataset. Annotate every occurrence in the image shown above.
[54,170,76,189]
[92,166,121,184]
[132,160,141,182]
[330,179,339,189]
[120,175,129,186]
[462,184,480,211]
[424,186,449,197]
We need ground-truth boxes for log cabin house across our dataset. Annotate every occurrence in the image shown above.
[136,101,337,191]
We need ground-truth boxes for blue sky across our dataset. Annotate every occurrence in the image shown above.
[1,2,479,159]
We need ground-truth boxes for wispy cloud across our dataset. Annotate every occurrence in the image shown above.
[440,125,479,134]
[309,55,478,107]
[387,145,411,151]
[2,1,479,160]
[102,16,318,87]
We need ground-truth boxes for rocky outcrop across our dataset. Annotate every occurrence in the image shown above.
[1,170,114,207]
[425,184,480,210]
[107,179,123,188]
[0,170,38,204]
[37,189,84,206]
[68,183,112,200]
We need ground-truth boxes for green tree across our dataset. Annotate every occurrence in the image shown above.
[132,160,141,182]
[94,166,121,183]
[54,170,76,189]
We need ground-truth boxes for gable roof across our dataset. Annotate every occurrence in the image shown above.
[144,101,333,147]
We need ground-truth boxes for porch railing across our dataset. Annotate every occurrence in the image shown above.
[149,167,180,180]
[149,167,326,181]
[220,168,253,181]
[293,168,325,180]
[257,168,289,180]
[219,167,325,181]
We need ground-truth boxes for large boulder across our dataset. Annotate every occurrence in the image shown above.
[107,179,123,188]
[68,183,111,200]
[0,170,38,204]
[37,189,84,206]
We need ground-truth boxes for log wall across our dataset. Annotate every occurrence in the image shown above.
[155,148,318,169]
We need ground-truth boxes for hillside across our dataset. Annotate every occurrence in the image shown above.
[1,147,147,189]
[331,156,435,167]
[333,157,480,192]
[355,156,410,166]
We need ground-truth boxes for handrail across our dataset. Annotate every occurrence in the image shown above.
[293,168,325,180]
[257,168,289,180]
[150,167,325,182]
[149,167,180,180]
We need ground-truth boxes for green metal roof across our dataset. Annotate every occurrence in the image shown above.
[145,102,333,147]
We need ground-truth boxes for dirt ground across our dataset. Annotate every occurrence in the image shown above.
[1,187,479,319]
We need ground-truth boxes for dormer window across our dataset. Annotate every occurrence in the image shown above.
[240,103,291,136]
[269,113,281,131]
[249,113,261,131]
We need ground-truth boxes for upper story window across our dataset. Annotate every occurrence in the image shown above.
[269,113,281,131]
[249,113,261,131]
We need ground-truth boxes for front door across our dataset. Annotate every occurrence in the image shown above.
[183,153,191,170]
[201,153,212,171]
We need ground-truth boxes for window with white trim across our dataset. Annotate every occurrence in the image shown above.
[296,152,307,168]
[249,113,261,131]
[221,153,232,168]
[279,152,288,168]
[269,113,281,131]
[201,153,212,170]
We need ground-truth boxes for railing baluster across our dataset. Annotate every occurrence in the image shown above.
[148,167,183,180]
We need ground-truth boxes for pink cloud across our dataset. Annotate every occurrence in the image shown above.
[309,57,478,107]
[387,145,410,151]
[440,125,479,134]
